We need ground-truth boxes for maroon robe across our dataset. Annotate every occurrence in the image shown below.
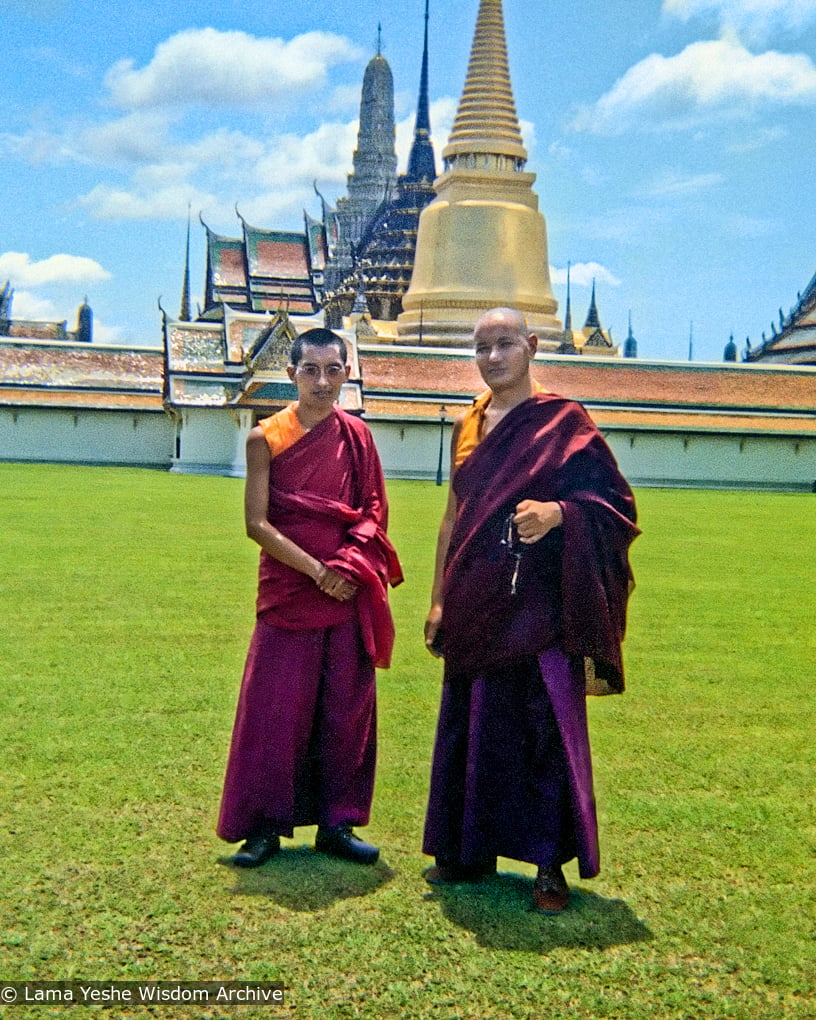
[217,408,402,843]
[423,392,638,877]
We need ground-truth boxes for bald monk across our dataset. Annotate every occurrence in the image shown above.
[423,307,638,912]
[218,328,402,867]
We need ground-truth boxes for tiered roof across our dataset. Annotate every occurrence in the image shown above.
[0,338,164,411]
[745,270,816,365]
[202,217,320,317]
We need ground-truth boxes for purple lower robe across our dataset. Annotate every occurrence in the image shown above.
[217,408,402,844]
[217,617,377,841]
[423,393,639,877]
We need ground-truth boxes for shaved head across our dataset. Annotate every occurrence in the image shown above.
[473,307,529,342]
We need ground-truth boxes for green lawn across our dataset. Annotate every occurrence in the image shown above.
[0,463,814,1019]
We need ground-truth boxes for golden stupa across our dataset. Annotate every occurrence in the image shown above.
[396,0,562,345]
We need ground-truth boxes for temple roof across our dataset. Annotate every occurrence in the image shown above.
[304,212,328,272]
[0,338,164,411]
[356,345,816,436]
[202,217,320,316]
[204,228,247,308]
[745,269,816,365]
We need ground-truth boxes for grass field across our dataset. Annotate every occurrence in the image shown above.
[0,462,814,1019]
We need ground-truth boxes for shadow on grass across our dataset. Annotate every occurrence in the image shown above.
[424,872,652,953]
[220,844,395,911]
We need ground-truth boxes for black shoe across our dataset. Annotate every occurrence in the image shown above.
[232,834,280,868]
[315,824,379,864]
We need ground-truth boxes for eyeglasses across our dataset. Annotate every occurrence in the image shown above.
[500,513,523,596]
[295,364,346,379]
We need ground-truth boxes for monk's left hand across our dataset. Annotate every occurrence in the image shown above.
[512,500,563,544]
[316,566,358,601]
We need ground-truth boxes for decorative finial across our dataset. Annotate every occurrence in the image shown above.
[180,202,191,322]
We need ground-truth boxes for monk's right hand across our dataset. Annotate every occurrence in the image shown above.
[424,604,444,658]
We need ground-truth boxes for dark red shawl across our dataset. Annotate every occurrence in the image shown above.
[256,408,403,668]
[441,392,638,691]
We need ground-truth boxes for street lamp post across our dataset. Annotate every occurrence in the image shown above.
[435,405,447,486]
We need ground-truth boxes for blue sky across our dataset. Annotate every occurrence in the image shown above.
[3,0,816,362]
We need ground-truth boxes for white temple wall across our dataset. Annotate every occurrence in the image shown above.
[0,407,174,467]
[171,406,253,477]
[605,430,816,491]
[367,420,452,482]
[2,406,813,491]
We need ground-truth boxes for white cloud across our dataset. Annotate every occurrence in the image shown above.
[0,252,111,287]
[1,126,75,166]
[76,117,359,224]
[105,28,362,110]
[644,170,724,195]
[256,121,359,192]
[77,180,219,222]
[572,35,816,134]
[4,290,61,321]
[1,110,177,169]
[727,213,777,237]
[551,262,622,288]
[520,117,537,154]
[725,123,785,151]
[181,129,266,170]
[663,0,816,40]
[80,111,176,166]
[89,320,124,344]
[0,288,122,342]
[548,140,573,161]
[74,116,358,224]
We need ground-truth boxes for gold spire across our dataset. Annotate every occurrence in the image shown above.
[443,0,527,164]
[396,0,561,346]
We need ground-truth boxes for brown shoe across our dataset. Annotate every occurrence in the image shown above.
[533,865,569,913]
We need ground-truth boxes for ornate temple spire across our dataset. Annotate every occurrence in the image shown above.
[0,280,13,320]
[347,47,397,210]
[336,3,439,323]
[351,274,371,317]
[397,0,561,344]
[179,204,191,322]
[559,262,577,353]
[325,40,398,288]
[75,296,93,343]
[624,311,638,358]
[584,279,600,329]
[406,0,436,183]
[564,263,573,334]
[442,0,527,165]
